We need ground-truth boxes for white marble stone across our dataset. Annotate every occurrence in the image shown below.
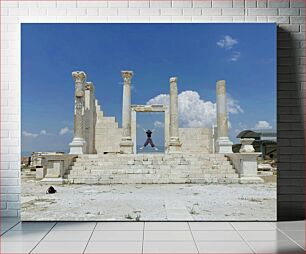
[168,77,182,153]
[120,70,134,154]
[227,152,264,184]
[216,80,233,154]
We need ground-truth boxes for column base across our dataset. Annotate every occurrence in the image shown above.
[168,137,182,153]
[69,137,87,155]
[216,137,233,154]
[120,137,134,154]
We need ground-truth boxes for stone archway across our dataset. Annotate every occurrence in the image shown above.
[131,104,169,154]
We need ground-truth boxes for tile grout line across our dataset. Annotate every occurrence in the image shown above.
[276,227,306,251]
[142,222,145,254]
[83,222,97,254]
[187,222,200,254]
[229,222,256,254]
[0,220,20,236]
[29,222,57,254]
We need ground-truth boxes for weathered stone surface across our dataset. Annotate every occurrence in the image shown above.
[216,80,233,154]
[66,153,239,184]
[168,77,182,153]
[179,128,212,153]
[120,70,134,153]
[69,71,87,154]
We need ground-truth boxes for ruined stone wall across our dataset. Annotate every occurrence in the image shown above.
[94,101,122,154]
[179,128,213,154]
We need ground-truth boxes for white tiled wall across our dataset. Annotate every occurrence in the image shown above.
[1,0,305,218]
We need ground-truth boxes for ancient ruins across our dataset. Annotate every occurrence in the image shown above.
[35,70,264,185]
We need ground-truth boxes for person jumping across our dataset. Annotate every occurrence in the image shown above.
[139,128,158,151]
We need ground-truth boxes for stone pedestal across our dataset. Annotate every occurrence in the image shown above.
[216,137,233,154]
[120,71,134,153]
[226,152,263,184]
[216,80,233,154]
[168,77,182,153]
[120,137,134,154]
[40,155,77,184]
[237,153,264,183]
[69,137,87,154]
[168,138,182,153]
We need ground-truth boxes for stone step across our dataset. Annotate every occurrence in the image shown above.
[70,164,234,170]
[67,176,240,185]
[67,153,238,184]
[77,153,227,158]
[74,157,227,162]
[75,156,229,162]
[68,169,237,177]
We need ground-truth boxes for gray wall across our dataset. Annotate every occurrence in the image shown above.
[1,0,304,220]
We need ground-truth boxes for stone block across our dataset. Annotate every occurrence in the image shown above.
[247,8,278,15]
[222,8,245,16]
[212,0,232,8]
[268,0,289,7]
[35,167,46,179]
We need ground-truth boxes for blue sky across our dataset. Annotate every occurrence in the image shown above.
[22,23,276,155]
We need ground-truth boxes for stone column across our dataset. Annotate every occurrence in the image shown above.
[168,77,182,153]
[131,109,137,154]
[216,80,233,153]
[84,82,95,154]
[120,71,134,154]
[69,71,87,154]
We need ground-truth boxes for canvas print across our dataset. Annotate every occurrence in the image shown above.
[21,23,276,221]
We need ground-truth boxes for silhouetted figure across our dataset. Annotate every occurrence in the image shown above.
[140,128,158,151]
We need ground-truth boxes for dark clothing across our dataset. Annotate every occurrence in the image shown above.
[144,137,155,147]
[146,130,152,138]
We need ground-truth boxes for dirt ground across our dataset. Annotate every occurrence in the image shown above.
[21,177,276,221]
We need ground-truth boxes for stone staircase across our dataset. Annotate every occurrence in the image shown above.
[65,153,239,184]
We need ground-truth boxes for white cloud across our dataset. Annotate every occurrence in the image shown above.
[22,131,39,138]
[230,51,241,62]
[217,35,238,50]
[22,129,52,138]
[147,94,169,106]
[147,90,243,128]
[59,127,72,135]
[154,121,164,128]
[227,94,244,114]
[254,120,272,130]
[40,130,47,135]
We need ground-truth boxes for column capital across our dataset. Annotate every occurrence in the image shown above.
[217,79,226,84]
[170,77,178,83]
[85,82,94,91]
[72,71,87,83]
[121,71,133,83]
[216,80,226,95]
